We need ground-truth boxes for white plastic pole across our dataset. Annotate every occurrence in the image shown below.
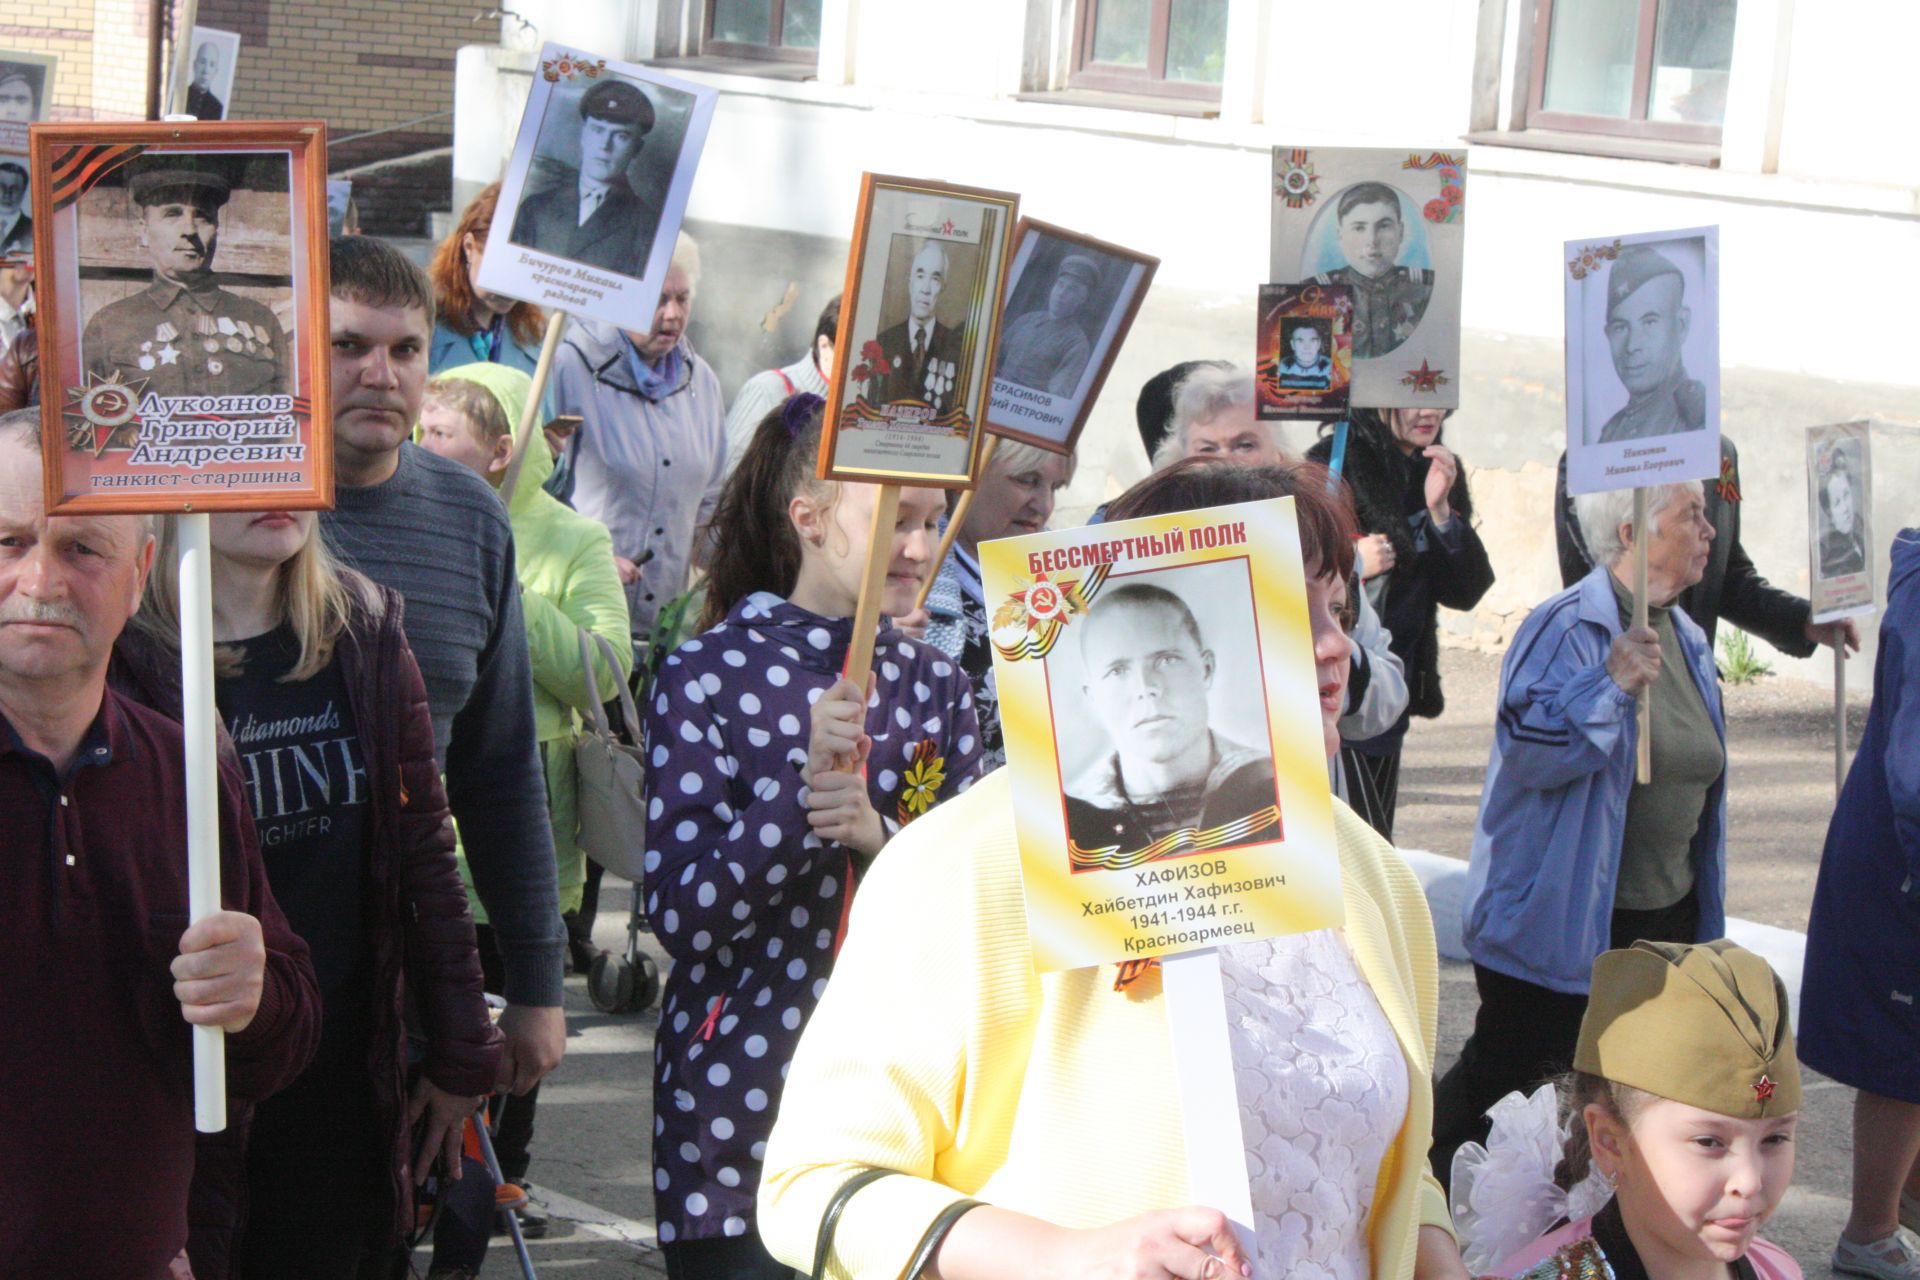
[177,512,227,1133]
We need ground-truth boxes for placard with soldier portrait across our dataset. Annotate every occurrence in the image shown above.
[1563,225,1721,496]
[29,120,333,514]
[1806,421,1874,621]
[477,43,717,334]
[0,51,55,263]
[1256,282,1352,420]
[175,27,241,122]
[1268,146,1464,410]
[820,172,1019,487]
[983,219,1156,456]
[981,498,1344,973]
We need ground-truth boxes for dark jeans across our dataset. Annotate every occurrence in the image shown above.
[240,1030,395,1278]
[473,923,537,1182]
[1429,889,1700,1190]
[662,1234,795,1280]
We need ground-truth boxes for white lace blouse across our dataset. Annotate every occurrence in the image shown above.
[1220,928,1410,1280]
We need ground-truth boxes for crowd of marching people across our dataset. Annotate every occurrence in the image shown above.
[2,179,1916,1280]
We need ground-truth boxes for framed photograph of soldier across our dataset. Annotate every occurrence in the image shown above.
[174,28,241,122]
[477,43,717,333]
[819,172,1019,487]
[1268,146,1464,410]
[1256,282,1352,420]
[0,51,56,263]
[29,119,334,514]
[1806,421,1874,621]
[982,218,1157,456]
[1563,225,1721,496]
[980,498,1345,973]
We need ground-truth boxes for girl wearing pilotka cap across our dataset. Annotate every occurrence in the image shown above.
[1452,939,1803,1280]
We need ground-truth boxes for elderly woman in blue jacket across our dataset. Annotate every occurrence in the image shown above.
[1431,478,1727,1185]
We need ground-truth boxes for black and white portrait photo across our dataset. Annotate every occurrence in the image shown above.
[0,158,29,260]
[181,28,241,121]
[0,53,53,124]
[997,246,1115,398]
[1806,422,1875,619]
[985,219,1155,455]
[479,45,716,333]
[1270,146,1465,409]
[872,233,979,412]
[1564,226,1721,496]
[1046,562,1280,873]
[77,155,293,399]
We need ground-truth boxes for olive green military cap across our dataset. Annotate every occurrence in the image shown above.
[1575,939,1801,1117]
[1605,243,1685,315]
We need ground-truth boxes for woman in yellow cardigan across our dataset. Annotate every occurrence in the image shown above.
[759,460,1466,1280]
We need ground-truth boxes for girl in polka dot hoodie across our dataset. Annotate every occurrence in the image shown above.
[641,395,983,1278]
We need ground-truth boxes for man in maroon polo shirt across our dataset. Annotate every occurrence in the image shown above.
[0,410,320,1279]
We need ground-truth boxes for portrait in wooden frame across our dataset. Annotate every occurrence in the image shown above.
[983,217,1156,457]
[819,172,1019,488]
[29,119,333,515]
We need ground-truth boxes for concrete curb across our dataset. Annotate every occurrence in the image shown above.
[1399,848,1807,1024]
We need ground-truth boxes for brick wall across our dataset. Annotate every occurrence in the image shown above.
[21,0,471,151]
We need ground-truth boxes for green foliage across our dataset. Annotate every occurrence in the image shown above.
[1716,627,1773,685]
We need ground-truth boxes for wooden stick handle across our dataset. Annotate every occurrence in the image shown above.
[178,512,227,1132]
[842,484,902,686]
[496,309,568,507]
[913,435,999,613]
[1632,487,1652,785]
[1835,643,1848,797]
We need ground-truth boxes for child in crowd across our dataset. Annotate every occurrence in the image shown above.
[641,393,983,1280]
[1451,939,1802,1280]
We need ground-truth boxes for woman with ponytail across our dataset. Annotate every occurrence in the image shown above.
[641,394,984,1279]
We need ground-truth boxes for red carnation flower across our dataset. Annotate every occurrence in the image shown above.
[1424,198,1448,222]
[1442,183,1462,204]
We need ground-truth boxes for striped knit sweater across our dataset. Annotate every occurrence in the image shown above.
[322,442,565,1006]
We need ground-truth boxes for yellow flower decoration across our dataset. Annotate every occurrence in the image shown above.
[897,740,947,822]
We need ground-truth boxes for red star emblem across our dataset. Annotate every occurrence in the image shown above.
[1400,360,1449,393]
[1753,1074,1776,1102]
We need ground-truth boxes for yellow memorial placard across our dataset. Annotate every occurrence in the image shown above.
[982,497,1345,972]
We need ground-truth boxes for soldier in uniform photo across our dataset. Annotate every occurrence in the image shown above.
[1062,582,1279,872]
[0,163,28,259]
[873,238,964,411]
[0,63,39,123]
[186,42,225,121]
[1315,182,1432,359]
[1596,243,1706,444]
[995,251,1097,398]
[82,165,288,397]
[1277,320,1332,388]
[508,78,661,275]
[1817,448,1868,579]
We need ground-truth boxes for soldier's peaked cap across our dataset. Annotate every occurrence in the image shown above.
[1606,243,1684,314]
[1057,254,1101,285]
[128,164,232,210]
[578,79,654,132]
[0,65,32,90]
